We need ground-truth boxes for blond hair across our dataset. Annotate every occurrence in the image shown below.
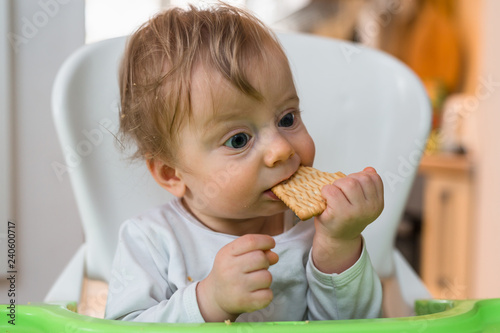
[118,4,289,164]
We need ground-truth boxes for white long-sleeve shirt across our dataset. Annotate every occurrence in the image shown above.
[105,198,382,322]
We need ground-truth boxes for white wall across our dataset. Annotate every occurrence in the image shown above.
[0,0,13,275]
[0,0,85,304]
[472,0,500,298]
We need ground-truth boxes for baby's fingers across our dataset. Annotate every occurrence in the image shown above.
[229,234,276,256]
[264,250,279,266]
[226,235,278,273]
[349,168,384,202]
[321,180,353,208]
[363,167,384,199]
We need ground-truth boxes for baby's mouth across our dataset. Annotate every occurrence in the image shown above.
[274,169,299,187]
[265,188,280,201]
[268,168,299,193]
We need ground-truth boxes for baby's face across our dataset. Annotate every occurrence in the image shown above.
[175,54,315,232]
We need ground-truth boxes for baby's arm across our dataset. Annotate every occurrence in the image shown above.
[306,167,384,320]
[197,234,278,322]
[105,220,205,323]
[306,239,383,319]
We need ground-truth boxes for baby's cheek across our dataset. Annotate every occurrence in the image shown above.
[299,133,315,166]
[219,175,252,199]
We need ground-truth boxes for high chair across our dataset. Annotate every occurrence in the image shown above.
[36,31,443,330]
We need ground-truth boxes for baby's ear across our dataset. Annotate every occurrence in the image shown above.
[147,158,186,198]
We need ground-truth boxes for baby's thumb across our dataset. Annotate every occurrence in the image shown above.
[363,166,377,174]
[265,250,279,266]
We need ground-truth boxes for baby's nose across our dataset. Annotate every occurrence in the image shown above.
[263,133,295,167]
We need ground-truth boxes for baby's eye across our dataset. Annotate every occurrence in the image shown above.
[224,133,250,149]
[278,112,295,127]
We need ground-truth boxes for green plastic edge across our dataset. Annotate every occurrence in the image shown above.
[2,298,500,333]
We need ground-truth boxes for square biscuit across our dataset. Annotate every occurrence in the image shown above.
[271,166,346,220]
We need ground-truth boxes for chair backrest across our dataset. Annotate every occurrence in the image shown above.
[52,32,430,282]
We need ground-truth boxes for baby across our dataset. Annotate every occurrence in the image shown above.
[105,3,384,323]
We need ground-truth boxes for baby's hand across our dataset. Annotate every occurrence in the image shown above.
[197,234,279,322]
[312,167,384,273]
[316,167,384,240]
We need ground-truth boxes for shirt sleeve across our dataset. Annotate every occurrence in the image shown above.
[305,238,383,320]
[104,220,205,323]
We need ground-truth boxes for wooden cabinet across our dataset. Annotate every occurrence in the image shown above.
[419,154,474,299]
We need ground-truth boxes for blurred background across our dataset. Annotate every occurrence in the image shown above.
[1,0,499,307]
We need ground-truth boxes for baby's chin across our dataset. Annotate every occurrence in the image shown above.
[226,202,288,219]
[258,202,290,218]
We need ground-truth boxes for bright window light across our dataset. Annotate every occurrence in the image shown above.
[85,0,163,43]
[84,0,307,43]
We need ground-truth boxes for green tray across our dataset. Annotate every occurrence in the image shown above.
[2,299,500,332]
